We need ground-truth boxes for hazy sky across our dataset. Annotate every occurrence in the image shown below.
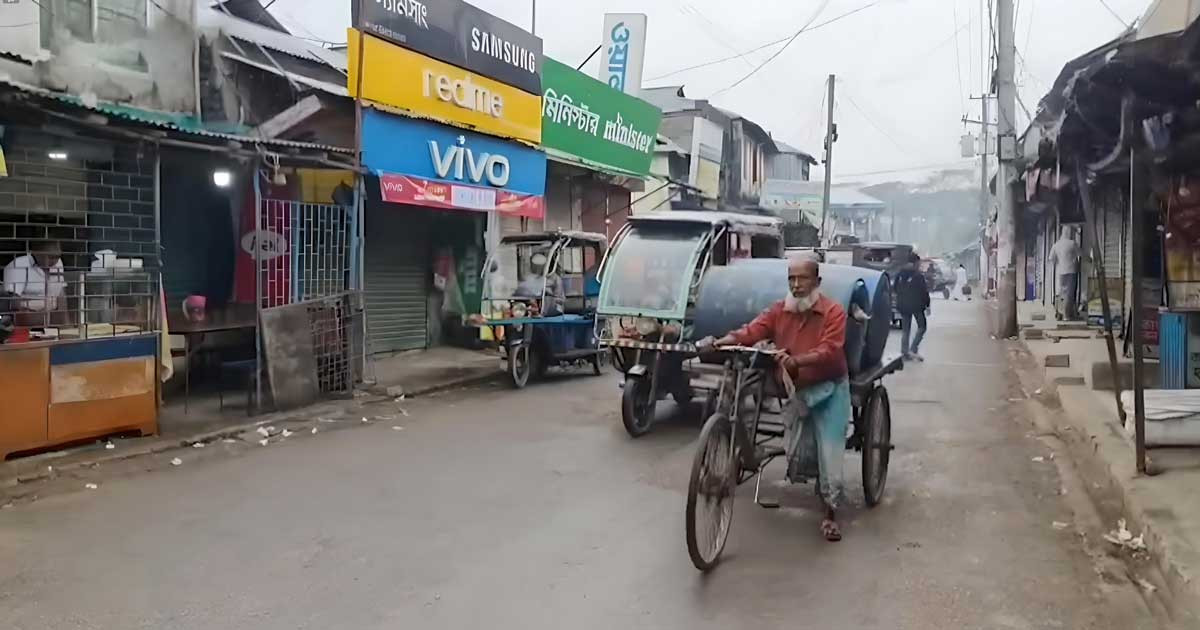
[269,0,1150,183]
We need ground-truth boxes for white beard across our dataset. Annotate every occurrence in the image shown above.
[785,290,820,313]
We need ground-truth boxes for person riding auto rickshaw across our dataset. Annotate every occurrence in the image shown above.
[473,230,607,388]
[596,209,785,437]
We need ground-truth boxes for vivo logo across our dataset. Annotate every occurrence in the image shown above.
[429,135,510,187]
[241,230,288,260]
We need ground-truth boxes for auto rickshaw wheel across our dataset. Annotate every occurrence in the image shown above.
[508,343,540,389]
[942,287,950,300]
[621,377,656,437]
[862,386,892,507]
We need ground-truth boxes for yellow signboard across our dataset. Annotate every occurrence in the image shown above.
[348,29,542,146]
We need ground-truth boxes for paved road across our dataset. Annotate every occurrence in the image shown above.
[0,300,1163,629]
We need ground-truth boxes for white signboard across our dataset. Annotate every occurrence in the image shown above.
[0,0,42,61]
[599,13,647,97]
[689,117,723,200]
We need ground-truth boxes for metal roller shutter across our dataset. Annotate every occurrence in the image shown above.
[365,207,430,353]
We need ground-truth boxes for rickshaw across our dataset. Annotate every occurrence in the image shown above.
[474,230,607,388]
[595,209,785,437]
[679,259,902,571]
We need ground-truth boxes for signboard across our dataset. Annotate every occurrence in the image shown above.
[762,179,823,223]
[689,117,723,199]
[348,29,542,145]
[352,0,542,94]
[598,13,647,96]
[363,109,545,219]
[542,58,660,177]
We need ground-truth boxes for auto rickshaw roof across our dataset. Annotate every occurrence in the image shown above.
[498,230,608,245]
[628,210,783,236]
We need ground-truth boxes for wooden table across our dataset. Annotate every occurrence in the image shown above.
[167,303,258,412]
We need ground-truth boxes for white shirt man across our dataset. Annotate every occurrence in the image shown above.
[1049,227,1081,319]
[3,253,66,312]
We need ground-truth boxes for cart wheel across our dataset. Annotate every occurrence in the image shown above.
[672,389,693,407]
[862,386,892,507]
[508,344,538,389]
[610,347,630,374]
[686,412,737,571]
[621,377,657,437]
[590,350,606,376]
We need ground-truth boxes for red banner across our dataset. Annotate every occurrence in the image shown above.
[378,173,544,219]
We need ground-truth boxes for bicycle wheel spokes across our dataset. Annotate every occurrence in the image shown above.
[687,414,737,571]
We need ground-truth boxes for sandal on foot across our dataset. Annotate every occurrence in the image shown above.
[821,519,843,542]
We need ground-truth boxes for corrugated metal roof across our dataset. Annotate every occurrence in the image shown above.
[830,187,886,209]
[199,5,348,72]
[0,77,353,154]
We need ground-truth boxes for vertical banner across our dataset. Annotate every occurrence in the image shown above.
[598,13,647,96]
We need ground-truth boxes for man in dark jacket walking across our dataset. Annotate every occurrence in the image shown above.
[895,253,931,361]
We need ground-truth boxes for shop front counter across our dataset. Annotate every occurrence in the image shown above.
[0,335,158,460]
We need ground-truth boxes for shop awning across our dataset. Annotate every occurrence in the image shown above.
[544,147,647,191]
[0,77,353,159]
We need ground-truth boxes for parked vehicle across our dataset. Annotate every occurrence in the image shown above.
[596,210,785,437]
[473,230,608,388]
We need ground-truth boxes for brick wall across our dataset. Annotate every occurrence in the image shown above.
[0,126,158,272]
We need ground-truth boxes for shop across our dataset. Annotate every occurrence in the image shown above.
[534,57,661,240]
[346,4,547,353]
[0,120,162,458]
[359,109,545,352]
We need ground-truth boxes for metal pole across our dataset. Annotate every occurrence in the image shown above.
[980,96,990,289]
[531,0,536,35]
[351,0,370,376]
[994,0,1018,337]
[1076,164,1127,426]
[819,74,836,244]
[1130,147,1148,474]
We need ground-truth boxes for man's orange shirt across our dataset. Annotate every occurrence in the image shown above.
[728,294,848,387]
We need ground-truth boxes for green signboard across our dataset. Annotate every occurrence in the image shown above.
[541,57,662,177]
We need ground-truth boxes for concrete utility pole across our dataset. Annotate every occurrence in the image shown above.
[819,74,836,244]
[995,0,1019,337]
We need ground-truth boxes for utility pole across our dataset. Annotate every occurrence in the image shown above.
[531,0,537,35]
[819,74,836,244]
[965,95,993,294]
[995,0,1019,337]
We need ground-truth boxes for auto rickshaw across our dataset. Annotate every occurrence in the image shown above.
[596,209,785,437]
[473,230,607,388]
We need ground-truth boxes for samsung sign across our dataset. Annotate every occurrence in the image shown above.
[353,0,543,94]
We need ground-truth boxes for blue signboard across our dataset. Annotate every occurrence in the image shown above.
[362,109,546,196]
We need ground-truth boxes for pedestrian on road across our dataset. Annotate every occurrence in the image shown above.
[895,252,930,362]
[954,264,971,301]
[699,254,851,542]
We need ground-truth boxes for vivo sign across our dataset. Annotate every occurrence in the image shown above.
[362,110,545,196]
[429,135,510,187]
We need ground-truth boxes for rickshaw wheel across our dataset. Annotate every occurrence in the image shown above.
[687,412,737,572]
[508,344,539,389]
[590,350,605,376]
[942,287,951,300]
[862,386,892,507]
[621,378,656,437]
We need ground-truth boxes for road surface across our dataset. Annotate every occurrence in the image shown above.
[0,299,1164,629]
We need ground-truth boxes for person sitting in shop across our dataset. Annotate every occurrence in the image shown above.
[3,240,66,327]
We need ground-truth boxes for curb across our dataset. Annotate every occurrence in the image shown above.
[1007,339,1200,621]
[2,371,507,490]
[364,369,506,399]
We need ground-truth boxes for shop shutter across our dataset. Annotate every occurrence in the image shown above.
[364,207,430,353]
[1102,191,1123,278]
